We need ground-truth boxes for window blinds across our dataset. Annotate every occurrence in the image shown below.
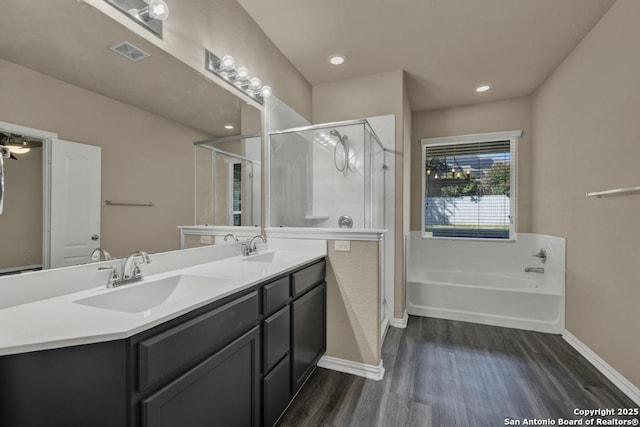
[424,140,511,239]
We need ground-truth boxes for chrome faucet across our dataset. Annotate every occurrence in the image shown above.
[223,233,239,242]
[98,250,152,288]
[122,251,152,281]
[244,234,267,256]
[90,248,112,262]
[533,248,547,263]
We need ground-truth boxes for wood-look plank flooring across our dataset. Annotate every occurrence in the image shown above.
[277,317,637,427]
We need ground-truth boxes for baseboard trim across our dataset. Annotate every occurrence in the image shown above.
[317,355,385,381]
[562,329,640,405]
[390,310,408,328]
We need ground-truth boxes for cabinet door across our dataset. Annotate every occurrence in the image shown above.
[291,282,326,393]
[142,327,260,427]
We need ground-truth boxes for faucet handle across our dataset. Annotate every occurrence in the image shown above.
[241,241,251,256]
[98,265,120,288]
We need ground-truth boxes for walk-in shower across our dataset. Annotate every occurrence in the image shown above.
[269,119,391,229]
[194,134,261,227]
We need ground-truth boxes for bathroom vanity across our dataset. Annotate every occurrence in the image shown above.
[0,251,326,427]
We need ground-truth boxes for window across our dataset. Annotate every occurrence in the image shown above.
[230,162,242,226]
[421,131,521,240]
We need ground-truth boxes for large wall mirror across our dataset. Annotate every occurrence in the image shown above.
[0,0,262,275]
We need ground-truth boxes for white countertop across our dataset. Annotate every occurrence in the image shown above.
[0,250,324,356]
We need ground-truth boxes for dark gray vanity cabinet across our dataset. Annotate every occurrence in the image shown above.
[0,257,326,427]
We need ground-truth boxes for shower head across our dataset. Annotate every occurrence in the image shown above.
[329,130,347,145]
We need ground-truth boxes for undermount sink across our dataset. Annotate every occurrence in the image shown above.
[242,251,301,264]
[74,275,230,313]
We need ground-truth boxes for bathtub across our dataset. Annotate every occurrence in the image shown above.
[406,232,565,334]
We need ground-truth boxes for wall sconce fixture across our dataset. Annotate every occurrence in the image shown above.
[104,0,169,38]
[205,50,273,104]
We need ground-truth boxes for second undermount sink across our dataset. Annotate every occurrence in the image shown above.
[74,275,230,313]
[242,251,302,264]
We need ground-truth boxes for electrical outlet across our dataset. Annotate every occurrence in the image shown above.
[200,235,212,244]
[334,240,351,252]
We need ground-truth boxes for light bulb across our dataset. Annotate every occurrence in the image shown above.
[249,77,261,90]
[221,55,235,70]
[260,85,272,98]
[427,170,431,175]
[236,67,249,81]
[148,0,169,20]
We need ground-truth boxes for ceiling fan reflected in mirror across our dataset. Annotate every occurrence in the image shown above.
[0,132,44,160]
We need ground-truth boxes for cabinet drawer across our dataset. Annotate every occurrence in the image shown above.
[138,291,259,391]
[262,276,290,315]
[292,260,325,297]
[263,305,290,373]
[142,327,261,427]
[263,355,291,427]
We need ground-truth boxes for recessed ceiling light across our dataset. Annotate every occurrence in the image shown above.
[476,84,492,93]
[224,125,234,130]
[328,54,346,65]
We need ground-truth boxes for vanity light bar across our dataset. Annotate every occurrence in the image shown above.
[205,50,272,104]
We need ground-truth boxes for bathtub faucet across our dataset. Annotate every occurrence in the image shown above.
[525,267,545,273]
[532,248,547,263]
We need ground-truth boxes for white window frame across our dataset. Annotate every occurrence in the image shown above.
[420,130,522,242]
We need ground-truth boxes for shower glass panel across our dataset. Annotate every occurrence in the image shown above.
[194,136,261,227]
[269,120,385,229]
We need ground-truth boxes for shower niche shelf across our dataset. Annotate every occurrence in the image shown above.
[304,215,330,220]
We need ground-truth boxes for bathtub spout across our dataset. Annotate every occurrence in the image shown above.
[525,267,545,273]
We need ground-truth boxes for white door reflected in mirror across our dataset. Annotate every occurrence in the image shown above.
[49,140,101,268]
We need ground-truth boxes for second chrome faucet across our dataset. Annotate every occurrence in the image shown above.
[243,234,267,256]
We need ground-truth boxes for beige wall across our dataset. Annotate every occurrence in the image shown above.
[326,240,381,366]
[0,59,211,258]
[531,0,640,388]
[85,0,312,121]
[411,96,533,233]
[312,70,411,319]
[0,149,42,269]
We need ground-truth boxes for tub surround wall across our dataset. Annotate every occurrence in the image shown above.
[408,232,565,283]
[531,0,640,389]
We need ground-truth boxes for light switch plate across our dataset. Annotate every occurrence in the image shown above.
[334,240,351,252]
[200,235,212,244]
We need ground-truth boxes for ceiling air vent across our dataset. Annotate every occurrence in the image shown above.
[109,42,150,62]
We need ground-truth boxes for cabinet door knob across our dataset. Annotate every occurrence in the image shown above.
[91,234,99,241]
